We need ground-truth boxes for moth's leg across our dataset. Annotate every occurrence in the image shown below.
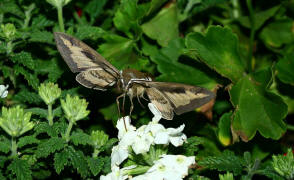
[129,96,134,116]
[116,93,125,119]
[116,93,128,131]
[137,94,145,108]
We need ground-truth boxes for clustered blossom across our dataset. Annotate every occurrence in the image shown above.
[0,85,9,98]
[100,103,195,180]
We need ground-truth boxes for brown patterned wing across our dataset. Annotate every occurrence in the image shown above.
[142,81,215,116]
[54,32,119,90]
[145,87,174,120]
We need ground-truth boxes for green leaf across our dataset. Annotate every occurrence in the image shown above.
[75,25,105,40]
[34,122,58,137]
[182,136,202,156]
[185,26,245,83]
[272,149,294,179]
[143,37,217,89]
[218,112,232,146]
[54,150,69,174]
[26,108,47,118]
[229,68,287,141]
[99,34,149,71]
[17,136,39,148]
[36,137,65,158]
[29,31,54,44]
[66,146,89,177]
[14,65,39,90]
[14,89,42,105]
[276,52,294,86]
[0,0,24,18]
[8,158,32,180]
[71,131,92,146]
[87,157,104,176]
[84,0,107,24]
[142,2,179,47]
[238,5,280,30]
[198,150,243,175]
[31,15,54,29]
[260,19,294,48]
[35,58,64,83]
[219,172,234,180]
[10,52,35,70]
[99,103,118,123]
[0,136,10,153]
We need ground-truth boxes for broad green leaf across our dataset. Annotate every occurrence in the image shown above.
[259,19,294,48]
[8,159,32,180]
[10,52,35,70]
[99,34,150,71]
[66,146,89,177]
[229,68,287,141]
[87,157,104,176]
[145,0,168,16]
[36,137,66,158]
[142,2,179,47]
[143,37,217,89]
[75,25,105,40]
[71,131,92,146]
[99,103,118,124]
[54,150,69,174]
[238,6,280,30]
[218,112,232,146]
[185,26,245,83]
[276,52,294,86]
[17,136,39,148]
[29,31,54,44]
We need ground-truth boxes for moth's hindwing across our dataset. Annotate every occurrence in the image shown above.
[146,87,174,120]
[142,82,215,117]
[54,32,119,90]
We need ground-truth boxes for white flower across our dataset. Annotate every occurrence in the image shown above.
[100,165,135,180]
[148,103,162,123]
[132,155,195,180]
[131,125,154,154]
[116,116,136,140]
[0,85,9,98]
[153,124,187,147]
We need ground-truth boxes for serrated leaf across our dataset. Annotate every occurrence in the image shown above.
[31,15,54,29]
[29,31,54,44]
[0,136,10,153]
[36,137,65,158]
[8,158,32,180]
[238,6,280,30]
[75,25,105,40]
[198,150,243,175]
[26,108,47,118]
[35,58,64,83]
[54,150,69,174]
[276,52,294,86]
[84,0,107,24]
[230,68,287,141]
[17,136,39,148]
[71,131,91,146]
[87,157,104,176]
[143,37,217,89]
[10,52,35,70]
[186,26,245,83]
[142,2,179,47]
[14,65,39,90]
[260,19,294,48]
[66,146,89,177]
[14,89,42,105]
[0,0,24,18]
[218,112,232,146]
[34,122,58,137]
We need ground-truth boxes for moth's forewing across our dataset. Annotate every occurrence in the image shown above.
[54,32,119,75]
[145,87,174,120]
[142,82,215,116]
[54,32,120,90]
[76,69,117,90]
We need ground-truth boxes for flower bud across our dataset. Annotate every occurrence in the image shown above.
[38,82,61,105]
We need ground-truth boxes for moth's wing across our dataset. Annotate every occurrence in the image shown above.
[76,68,117,91]
[142,81,215,115]
[54,32,119,76]
[145,87,174,120]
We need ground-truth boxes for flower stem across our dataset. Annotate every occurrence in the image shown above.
[246,0,255,72]
[47,104,53,126]
[287,124,294,131]
[57,6,65,32]
[125,166,150,176]
[64,121,73,142]
[11,137,18,158]
[92,148,100,158]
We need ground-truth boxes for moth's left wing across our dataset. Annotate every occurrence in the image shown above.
[140,81,215,116]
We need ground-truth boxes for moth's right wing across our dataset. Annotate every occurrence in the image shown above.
[54,32,119,90]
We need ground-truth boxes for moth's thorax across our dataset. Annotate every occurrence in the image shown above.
[119,69,152,92]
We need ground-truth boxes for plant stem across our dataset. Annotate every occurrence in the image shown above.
[47,104,53,126]
[64,121,73,142]
[246,0,255,72]
[11,137,18,158]
[92,149,100,157]
[125,166,150,176]
[57,6,65,32]
[287,124,294,131]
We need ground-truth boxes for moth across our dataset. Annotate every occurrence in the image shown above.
[54,32,215,120]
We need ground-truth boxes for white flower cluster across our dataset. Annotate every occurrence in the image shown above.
[0,85,8,98]
[100,103,195,180]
